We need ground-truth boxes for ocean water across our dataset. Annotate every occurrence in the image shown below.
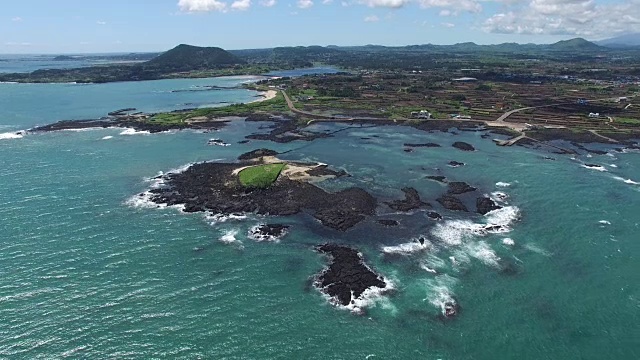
[1,71,640,359]
[0,54,143,74]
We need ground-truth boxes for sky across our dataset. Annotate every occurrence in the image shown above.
[2,0,640,54]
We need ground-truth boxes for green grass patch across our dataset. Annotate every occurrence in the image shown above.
[615,117,640,126]
[238,163,286,189]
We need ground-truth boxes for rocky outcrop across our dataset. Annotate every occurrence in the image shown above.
[436,195,468,212]
[314,243,387,308]
[452,142,475,151]
[377,219,399,227]
[146,162,377,231]
[448,161,465,167]
[249,224,289,241]
[447,182,477,195]
[476,197,502,215]
[427,211,443,220]
[306,165,349,178]
[237,148,278,161]
[386,187,430,212]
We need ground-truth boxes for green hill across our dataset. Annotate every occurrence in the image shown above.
[146,44,246,71]
[548,38,603,51]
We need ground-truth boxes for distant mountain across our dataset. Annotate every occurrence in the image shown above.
[146,44,245,71]
[596,33,640,48]
[547,38,603,51]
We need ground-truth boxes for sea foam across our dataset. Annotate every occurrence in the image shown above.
[120,128,150,136]
[0,131,24,140]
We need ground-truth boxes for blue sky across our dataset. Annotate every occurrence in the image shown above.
[2,0,638,53]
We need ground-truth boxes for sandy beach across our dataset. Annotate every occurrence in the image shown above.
[250,90,278,103]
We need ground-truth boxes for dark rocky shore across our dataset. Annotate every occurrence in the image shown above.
[144,161,376,231]
[30,117,229,134]
[386,187,430,212]
[314,243,388,309]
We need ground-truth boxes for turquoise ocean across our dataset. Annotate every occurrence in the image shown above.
[1,60,639,359]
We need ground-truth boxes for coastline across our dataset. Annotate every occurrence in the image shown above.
[250,90,278,104]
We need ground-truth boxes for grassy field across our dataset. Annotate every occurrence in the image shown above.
[238,163,286,189]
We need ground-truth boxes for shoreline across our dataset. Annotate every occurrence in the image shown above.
[250,90,278,104]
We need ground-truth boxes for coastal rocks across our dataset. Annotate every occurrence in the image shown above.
[442,299,460,318]
[436,195,468,212]
[314,243,388,311]
[448,161,465,168]
[447,182,477,195]
[147,162,377,231]
[238,148,278,161]
[246,118,330,143]
[249,224,289,242]
[306,165,349,178]
[452,142,475,151]
[427,211,443,220]
[476,197,502,215]
[426,175,447,183]
[377,219,400,227]
[386,187,430,212]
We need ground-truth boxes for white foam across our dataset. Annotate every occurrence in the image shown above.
[491,191,509,203]
[599,220,611,225]
[431,206,520,246]
[0,132,23,140]
[206,213,248,224]
[120,128,150,136]
[219,229,241,244]
[464,241,501,267]
[502,238,515,246]
[381,239,431,255]
[102,136,113,140]
[496,182,511,188]
[248,224,288,242]
[609,164,618,168]
[612,176,639,185]
[524,243,551,257]
[581,164,607,172]
[333,278,395,315]
[424,275,458,316]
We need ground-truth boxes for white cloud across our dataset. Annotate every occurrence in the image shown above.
[231,0,251,10]
[12,16,23,22]
[364,15,380,21]
[323,0,334,3]
[5,42,31,46]
[97,20,107,25]
[297,0,314,8]
[418,0,481,13]
[482,0,640,37]
[439,9,451,16]
[260,0,276,6]
[441,22,455,27]
[178,0,228,12]
[359,0,410,8]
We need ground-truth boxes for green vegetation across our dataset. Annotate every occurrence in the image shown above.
[147,92,288,125]
[238,163,286,189]
[614,117,640,126]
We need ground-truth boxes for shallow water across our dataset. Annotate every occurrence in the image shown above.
[1,72,639,359]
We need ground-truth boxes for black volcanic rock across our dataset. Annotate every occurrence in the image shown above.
[315,243,387,308]
[377,219,399,227]
[436,195,468,212]
[249,224,289,241]
[403,148,414,153]
[427,211,443,220]
[146,162,377,231]
[448,161,465,167]
[452,142,475,151]
[426,175,447,183]
[306,165,349,178]
[386,187,430,212]
[238,148,278,161]
[476,197,502,215]
[404,143,441,148]
[447,182,477,195]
